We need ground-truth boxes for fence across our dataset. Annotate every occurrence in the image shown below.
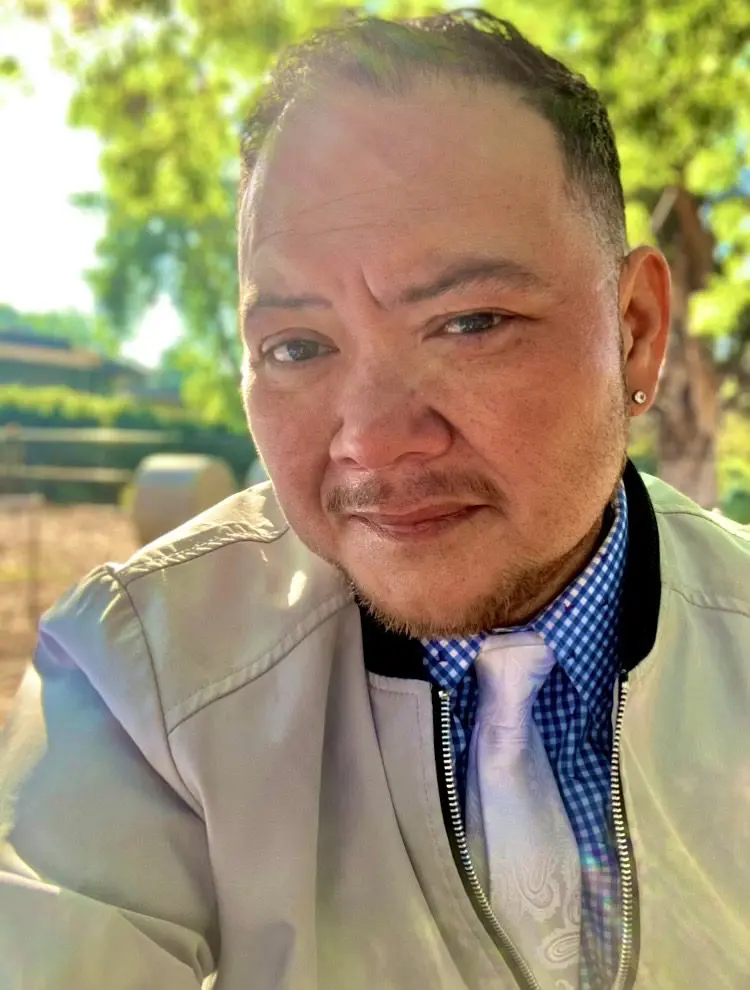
[0,424,178,491]
[0,423,255,502]
[0,491,43,628]
[0,424,253,633]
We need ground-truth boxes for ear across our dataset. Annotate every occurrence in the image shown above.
[619,246,671,417]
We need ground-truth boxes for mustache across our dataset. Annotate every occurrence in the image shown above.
[325,470,506,514]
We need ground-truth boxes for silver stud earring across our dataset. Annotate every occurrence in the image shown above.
[632,390,647,405]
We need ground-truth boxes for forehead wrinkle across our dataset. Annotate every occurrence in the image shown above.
[250,218,398,256]
[278,177,400,223]
[247,139,439,249]
[241,196,452,282]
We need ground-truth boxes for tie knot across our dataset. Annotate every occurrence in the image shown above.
[475,631,554,731]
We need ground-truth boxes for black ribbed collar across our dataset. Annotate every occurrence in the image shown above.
[361,460,661,679]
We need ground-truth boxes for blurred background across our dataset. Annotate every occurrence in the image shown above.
[0,0,748,718]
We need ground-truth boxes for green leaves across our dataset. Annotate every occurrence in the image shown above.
[14,0,748,433]
[0,52,26,104]
[0,55,22,81]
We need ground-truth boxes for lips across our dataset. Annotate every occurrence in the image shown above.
[348,503,484,539]
[353,503,475,526]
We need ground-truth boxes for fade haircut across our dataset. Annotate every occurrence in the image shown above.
[238,8,627,256]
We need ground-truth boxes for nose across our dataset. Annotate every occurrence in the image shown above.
[329,361,452,471]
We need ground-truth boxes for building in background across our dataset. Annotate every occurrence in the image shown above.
[0,326,147,394]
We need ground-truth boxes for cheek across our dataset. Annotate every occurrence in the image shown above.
[459,387,567,472]
[445,324,622,473]
[246,386,331,511]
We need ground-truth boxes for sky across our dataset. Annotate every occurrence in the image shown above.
[0,12,182,367]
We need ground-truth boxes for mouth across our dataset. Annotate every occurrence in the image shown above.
[348,503,486,540]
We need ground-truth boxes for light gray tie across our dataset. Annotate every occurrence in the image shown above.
[465,631,581,990]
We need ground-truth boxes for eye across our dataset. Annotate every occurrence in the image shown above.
[262,338,335,365]
[441,311,511,336]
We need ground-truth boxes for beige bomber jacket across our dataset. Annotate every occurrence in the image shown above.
[0,468,748,990]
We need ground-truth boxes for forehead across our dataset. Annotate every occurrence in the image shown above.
[240,80,585,288]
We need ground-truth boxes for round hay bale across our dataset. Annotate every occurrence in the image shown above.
[132,453,237,546]
[245,458,269,488]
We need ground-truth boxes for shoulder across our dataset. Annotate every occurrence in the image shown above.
[40,483,353,730]
[642,473,750,616]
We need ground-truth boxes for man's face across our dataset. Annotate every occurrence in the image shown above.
[240,82,641,636]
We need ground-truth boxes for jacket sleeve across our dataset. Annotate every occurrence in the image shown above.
[0,566,218,988]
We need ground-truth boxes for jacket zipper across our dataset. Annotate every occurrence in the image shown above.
[435,675,640,990]
[610,676,639,990]
[436,688,541,990]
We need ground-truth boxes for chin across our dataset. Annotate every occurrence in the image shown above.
[349,573,507,640]
[346,547,575,638]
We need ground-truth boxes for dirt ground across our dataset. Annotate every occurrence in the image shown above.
[0,502,137,725]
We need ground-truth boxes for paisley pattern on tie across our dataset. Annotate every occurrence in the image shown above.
[423,484,628,988]
[466,632,582,989]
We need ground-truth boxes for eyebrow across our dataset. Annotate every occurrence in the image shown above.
[242,255,549,326]
[394,256,550,306]
[244,291,331,315]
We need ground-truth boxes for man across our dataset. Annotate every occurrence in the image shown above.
[0,10,748,990]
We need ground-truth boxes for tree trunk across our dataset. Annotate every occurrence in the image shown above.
[651,187,720,507]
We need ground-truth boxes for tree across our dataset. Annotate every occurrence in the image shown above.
[14,0,750,502]
[544,0,750,506]
[22,0,422,427]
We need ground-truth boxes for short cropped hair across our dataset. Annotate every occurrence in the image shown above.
[239,8,627,254]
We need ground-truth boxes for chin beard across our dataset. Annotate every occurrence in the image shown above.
[348,560,569,639]
[341,505,614,639]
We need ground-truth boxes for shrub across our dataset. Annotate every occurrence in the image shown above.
[0,385,256,503]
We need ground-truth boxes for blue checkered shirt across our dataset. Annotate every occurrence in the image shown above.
[422,485,628,989]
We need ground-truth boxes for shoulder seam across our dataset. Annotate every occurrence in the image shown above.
[117,523,290,588]
[165,589,354,734]
[654,503,748,536]
[661,576,750,618]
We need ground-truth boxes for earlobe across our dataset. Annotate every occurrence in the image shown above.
[620,246,671,413]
